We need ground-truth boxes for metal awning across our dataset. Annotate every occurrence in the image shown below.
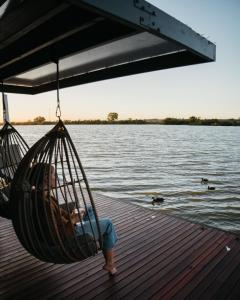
[0,0,216,94]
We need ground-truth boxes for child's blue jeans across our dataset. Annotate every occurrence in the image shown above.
[75,206,118,251]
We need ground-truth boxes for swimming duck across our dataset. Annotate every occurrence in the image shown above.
[201,178,209,184]
[208,186,215,190]
[152,196,164,206]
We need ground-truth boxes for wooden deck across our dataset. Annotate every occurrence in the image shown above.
[1,193,240,300]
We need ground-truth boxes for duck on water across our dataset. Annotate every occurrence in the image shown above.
[152,196,164,206]
[201,178,209,184]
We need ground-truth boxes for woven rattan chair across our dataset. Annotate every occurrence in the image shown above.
[10,120,102,263]
[0,121,29,218]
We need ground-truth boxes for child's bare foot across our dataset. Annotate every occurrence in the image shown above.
[103,264,117,275]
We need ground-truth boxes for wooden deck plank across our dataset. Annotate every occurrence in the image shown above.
[227,278,240,300]
[190,241,240,300]
[106,230,225,300]
[2,216,172,298]
[8,216,175,299]
[213,250,240,300]
[50,219,192,300]
[1,193,240,300]
[146,234,234,300]
[1,211,169,269]
[169,238,238,300]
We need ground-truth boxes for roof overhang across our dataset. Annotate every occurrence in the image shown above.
[0,0,216,94]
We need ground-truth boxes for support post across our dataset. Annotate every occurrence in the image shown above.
[2,92,10,123]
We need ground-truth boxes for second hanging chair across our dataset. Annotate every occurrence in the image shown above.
[0,89,29,219]
[10,119,102,263]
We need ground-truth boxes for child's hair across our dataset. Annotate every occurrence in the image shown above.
[29,162,51,187]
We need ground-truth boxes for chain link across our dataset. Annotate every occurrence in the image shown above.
[55,61,62,119]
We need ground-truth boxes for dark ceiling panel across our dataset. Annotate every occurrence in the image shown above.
[0,0,216,94]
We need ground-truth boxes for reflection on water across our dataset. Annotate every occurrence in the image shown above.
[17,124,240,234]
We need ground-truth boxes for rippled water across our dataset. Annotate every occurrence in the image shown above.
[16,124,240,234]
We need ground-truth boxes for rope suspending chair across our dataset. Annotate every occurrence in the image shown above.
[0,84,29,219]
[10,62,102,263]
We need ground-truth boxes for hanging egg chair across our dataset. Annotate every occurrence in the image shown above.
[0,88,29,219]
[10,62,102,264]
[10,120,102,263]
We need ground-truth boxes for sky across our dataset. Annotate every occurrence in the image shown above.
[1,0,240,121]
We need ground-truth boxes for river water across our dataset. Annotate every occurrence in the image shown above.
[16,124,240,234]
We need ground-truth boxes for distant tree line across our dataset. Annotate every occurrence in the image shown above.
[2,115,240,126]
[60,119,148,125]
[162,116,240,126]
[6,117,147,125]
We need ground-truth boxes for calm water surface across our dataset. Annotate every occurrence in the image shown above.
[16,125,240,234]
